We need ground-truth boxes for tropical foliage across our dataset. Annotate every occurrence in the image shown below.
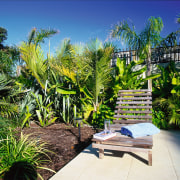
[153,62,180,128]
[109,16,179,89]
[19,42,48,90]
[112,57,160,95]
[0,130,55,179]
[0,14,180,178]
[0,27,20,76]
[84,38,113,112]
[0,73,18,119]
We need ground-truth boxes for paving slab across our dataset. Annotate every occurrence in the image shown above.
[50,130,180,180]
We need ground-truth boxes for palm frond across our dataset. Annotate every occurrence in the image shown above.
[35,29,58,47]
[28,28,58,47]
[19,42,48,90]
[110,20,139,49]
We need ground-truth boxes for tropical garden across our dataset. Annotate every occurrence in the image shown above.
[0,15,180,179]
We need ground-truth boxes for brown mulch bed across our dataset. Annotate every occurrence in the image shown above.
[21,123,96,180]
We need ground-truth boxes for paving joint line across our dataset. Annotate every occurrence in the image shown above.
[166,140,179,180]
[126,156,133,180]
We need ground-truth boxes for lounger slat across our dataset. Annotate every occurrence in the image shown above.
[113,118,152,121]
[114,115,152,119]
[118,89,151,93]
[118,93,151,96]
[116,101,152,105]
[112,120,152,124]
[115,105,152,109]
[115,110,152,114]
[117,97,152,100]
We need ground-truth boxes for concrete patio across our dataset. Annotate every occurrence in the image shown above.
[50,130,180,180]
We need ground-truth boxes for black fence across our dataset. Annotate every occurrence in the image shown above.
[111,45,180,67]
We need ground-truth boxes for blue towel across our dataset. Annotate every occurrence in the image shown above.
[121,123,160,138]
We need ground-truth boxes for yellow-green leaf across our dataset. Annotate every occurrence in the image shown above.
[171,89,176,94]
[172,78,177,85]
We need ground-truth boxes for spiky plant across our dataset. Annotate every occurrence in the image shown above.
[0,73,18,118]
[0,130,55,180]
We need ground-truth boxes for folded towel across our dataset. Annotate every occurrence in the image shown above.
[121,123,160,138]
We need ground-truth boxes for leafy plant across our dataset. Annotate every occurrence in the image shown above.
[0,117,16,140]
[153,62,180,127]
[112,58,160,98]
[19,42,48,90]
[166,95,180,126]
[91,104,114,129]
[0,27,20,76]
[152,109,169,129]
[84,38,113,112]
[32,91,57,127]
[27,28,58,47]
[152,61,176,98]
[49,38,114,123]
[0,73,18,119]
[110,16,164,89]
[17,89,38,128]
[0,130,55,180]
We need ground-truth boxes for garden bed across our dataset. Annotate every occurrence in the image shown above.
[21,123,96,180]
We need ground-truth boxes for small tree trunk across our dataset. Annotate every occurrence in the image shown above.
[147,47,152,90]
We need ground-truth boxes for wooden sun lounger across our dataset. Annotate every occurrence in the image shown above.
[92,89,153,165]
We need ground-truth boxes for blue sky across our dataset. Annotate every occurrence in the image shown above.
[1,0,180,55]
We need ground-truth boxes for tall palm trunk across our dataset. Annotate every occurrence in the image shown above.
[147,46,152,90]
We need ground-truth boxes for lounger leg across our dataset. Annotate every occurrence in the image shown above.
[148,150,152,166]
[99,149,104,159]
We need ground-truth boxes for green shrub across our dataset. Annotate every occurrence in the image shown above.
[0,117,17,139]
[0,130,55,180]
[152,109,169,129]
[91,104,114,129]
[153,62,180,129]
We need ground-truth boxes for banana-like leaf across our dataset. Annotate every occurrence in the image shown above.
[116,58,125,77]
[144,73,161,80]
[171,89,176,94]
[172,77,178,85]
[56,87,76,95]
[80,87,93,99]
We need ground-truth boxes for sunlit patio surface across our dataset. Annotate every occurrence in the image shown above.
[50,130,180,180]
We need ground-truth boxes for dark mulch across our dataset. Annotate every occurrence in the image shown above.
[21,123,96,180]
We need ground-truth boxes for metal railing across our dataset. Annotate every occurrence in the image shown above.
[111,45,180,67]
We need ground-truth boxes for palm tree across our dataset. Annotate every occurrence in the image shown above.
[19,42,48,90]
[110,16,164,90]
[48,39,80,123]
[19,28,58,90]
[84,38,113,112]
[27,28,58,47]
